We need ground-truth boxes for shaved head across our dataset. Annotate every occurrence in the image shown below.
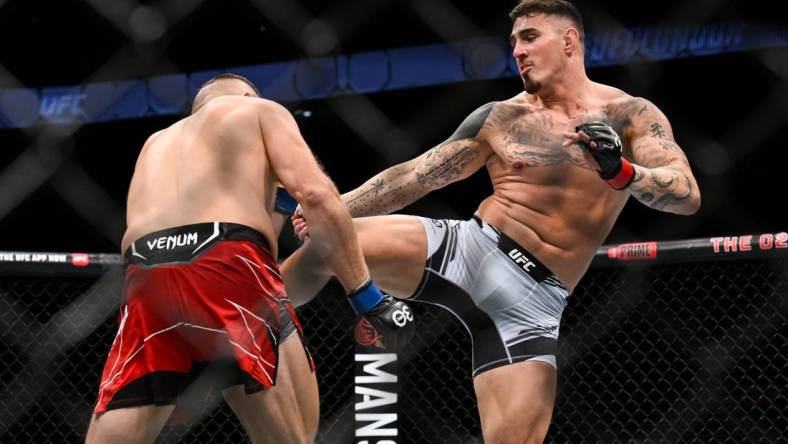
[191,73,261,113]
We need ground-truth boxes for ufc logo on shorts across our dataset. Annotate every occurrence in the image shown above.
[391,306,413,327]
[508,248,536,272]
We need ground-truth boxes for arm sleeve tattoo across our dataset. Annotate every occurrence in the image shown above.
[623,99,700,215]
[341,103,494,217]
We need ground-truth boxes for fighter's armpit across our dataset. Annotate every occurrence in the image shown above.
[439,102,496,145]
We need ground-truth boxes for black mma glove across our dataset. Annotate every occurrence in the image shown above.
[575,121,634,190]
[347,280,414,349]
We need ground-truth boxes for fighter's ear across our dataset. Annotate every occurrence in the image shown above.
[563,27,580,55]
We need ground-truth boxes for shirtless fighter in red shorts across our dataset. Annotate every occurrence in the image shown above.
[85,74,411,444]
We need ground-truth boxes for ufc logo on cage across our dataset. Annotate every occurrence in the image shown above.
[390,306,413,328]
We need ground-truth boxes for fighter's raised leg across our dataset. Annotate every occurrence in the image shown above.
[281,215,428,306]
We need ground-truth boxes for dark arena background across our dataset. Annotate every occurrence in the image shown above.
[1,0,787,443]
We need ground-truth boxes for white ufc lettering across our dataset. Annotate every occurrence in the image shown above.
[508,248,535,272]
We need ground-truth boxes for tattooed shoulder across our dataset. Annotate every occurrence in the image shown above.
[440,102,497,146]
[604,96,650,135]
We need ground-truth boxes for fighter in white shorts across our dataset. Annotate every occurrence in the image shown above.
[413,216,567,375]
[282,1,700,442]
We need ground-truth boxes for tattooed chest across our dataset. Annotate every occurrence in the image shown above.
[494,120,586,169]
[503,132,572,167]
[489,107,625,170]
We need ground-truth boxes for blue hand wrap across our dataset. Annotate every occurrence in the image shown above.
[347,281,384,314]
[274,187,298,215]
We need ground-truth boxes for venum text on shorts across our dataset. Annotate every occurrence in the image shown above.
[146,232,199,251]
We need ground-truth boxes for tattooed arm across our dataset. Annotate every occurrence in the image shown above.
[624,99,701,215]
[341,103,494,217]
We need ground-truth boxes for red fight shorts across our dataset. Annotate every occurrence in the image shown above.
[94,222,312,414]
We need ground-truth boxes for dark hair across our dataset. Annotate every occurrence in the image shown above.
[198,73,261,97]
[191,73,261,112]
[509,0,584,41]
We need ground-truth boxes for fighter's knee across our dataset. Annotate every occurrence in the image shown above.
[482,421,546,444]
[301,403,319,444]
[287,418,318,444]
[303,421,318,444]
